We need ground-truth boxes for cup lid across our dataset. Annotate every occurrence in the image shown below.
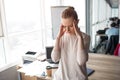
[46,66,52,69]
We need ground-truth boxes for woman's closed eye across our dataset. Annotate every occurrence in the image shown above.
[64,25,73,28]
[63,26,66,28]
[69,25,73,27]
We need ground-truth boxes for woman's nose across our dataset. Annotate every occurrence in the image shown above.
[66,27,70,31]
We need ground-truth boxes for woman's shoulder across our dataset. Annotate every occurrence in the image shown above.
[81,32,90,39]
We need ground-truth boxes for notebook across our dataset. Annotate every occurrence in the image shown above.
[87,68,95,76]
[46,46,59,64]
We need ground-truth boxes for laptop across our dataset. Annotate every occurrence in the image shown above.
[46,46,59,64]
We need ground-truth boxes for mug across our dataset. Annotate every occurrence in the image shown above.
[46,66,52,77]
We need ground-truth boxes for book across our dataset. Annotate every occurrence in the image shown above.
[87,68,95,76]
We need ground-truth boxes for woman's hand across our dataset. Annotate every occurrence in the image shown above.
[73,20,82,38]
[73,20,85,49]
[57,24,65,39]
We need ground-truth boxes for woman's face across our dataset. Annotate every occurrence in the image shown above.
[61,17,78,35]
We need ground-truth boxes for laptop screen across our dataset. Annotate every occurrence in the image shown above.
[46,46,53,59]
[46,46,59,64]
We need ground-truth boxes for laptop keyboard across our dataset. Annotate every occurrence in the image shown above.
[47,59,59,64]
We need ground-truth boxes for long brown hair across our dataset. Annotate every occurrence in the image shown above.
[62,6,78,20]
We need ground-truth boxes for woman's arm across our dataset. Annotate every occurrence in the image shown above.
[51,37,61,62]
[77,34,90,65]
[51,24,65,62]
[73,20,90,65]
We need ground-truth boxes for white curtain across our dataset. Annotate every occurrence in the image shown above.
[0,0,3,37]
[0,0,6,37]
[0,0,8,66]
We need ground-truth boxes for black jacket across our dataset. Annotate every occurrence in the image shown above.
[105,35,119,55]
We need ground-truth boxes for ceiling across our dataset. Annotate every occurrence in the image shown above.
[106,0,119,8]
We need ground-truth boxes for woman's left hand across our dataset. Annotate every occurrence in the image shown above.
[73,20,82,38]
[73,20,85,50]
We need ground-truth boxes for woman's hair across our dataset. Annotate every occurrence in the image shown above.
[62,6,78,20]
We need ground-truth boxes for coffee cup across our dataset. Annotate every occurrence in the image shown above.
[46,66,52,77]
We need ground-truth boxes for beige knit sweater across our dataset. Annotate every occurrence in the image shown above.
[51,32,90,80]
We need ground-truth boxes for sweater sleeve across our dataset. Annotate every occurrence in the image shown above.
[51,38,62,62]
[51,49,61,62]
[77,35,90,65]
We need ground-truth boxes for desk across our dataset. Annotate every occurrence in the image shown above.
[17,60,56,80]
[18,53,120,80]
[87,53,120,80]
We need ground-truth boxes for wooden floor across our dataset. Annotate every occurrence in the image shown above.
[87,53,120,80]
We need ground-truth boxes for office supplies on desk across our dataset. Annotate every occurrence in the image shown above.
[22,51,40,61]
[18,60,47,76]
[26,51,36,55]
[23,60,33,64]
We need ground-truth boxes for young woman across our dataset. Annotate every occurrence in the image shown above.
[51,6,90,80]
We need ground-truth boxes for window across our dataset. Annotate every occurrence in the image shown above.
[0,1,3,37]
[106,4,112,19]
[44,0,60,45]
[0,0,87,68]
[0,0,7,67]
[0,20,3,37]
[0,39,6,65]
[0,0,62,67]
[92,0,99,24]
[112,8,118,17]
[3,0,44,63]
[91,0,112,48]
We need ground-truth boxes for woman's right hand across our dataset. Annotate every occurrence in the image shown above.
[57,24,65,39]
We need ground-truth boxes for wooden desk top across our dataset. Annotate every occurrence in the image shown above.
[18,53,120,80]
[87,53,120,80]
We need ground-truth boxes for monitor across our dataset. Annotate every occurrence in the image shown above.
[46,46,59,64]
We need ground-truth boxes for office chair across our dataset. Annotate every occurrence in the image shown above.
[105,35,119,55]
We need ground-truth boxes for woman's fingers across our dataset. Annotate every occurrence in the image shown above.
[73,20,77,33]
[73,20,82,37]
[60,24,63,31]
[73,20,79,35]
[58,24,65,38]
[60,24,65,33]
